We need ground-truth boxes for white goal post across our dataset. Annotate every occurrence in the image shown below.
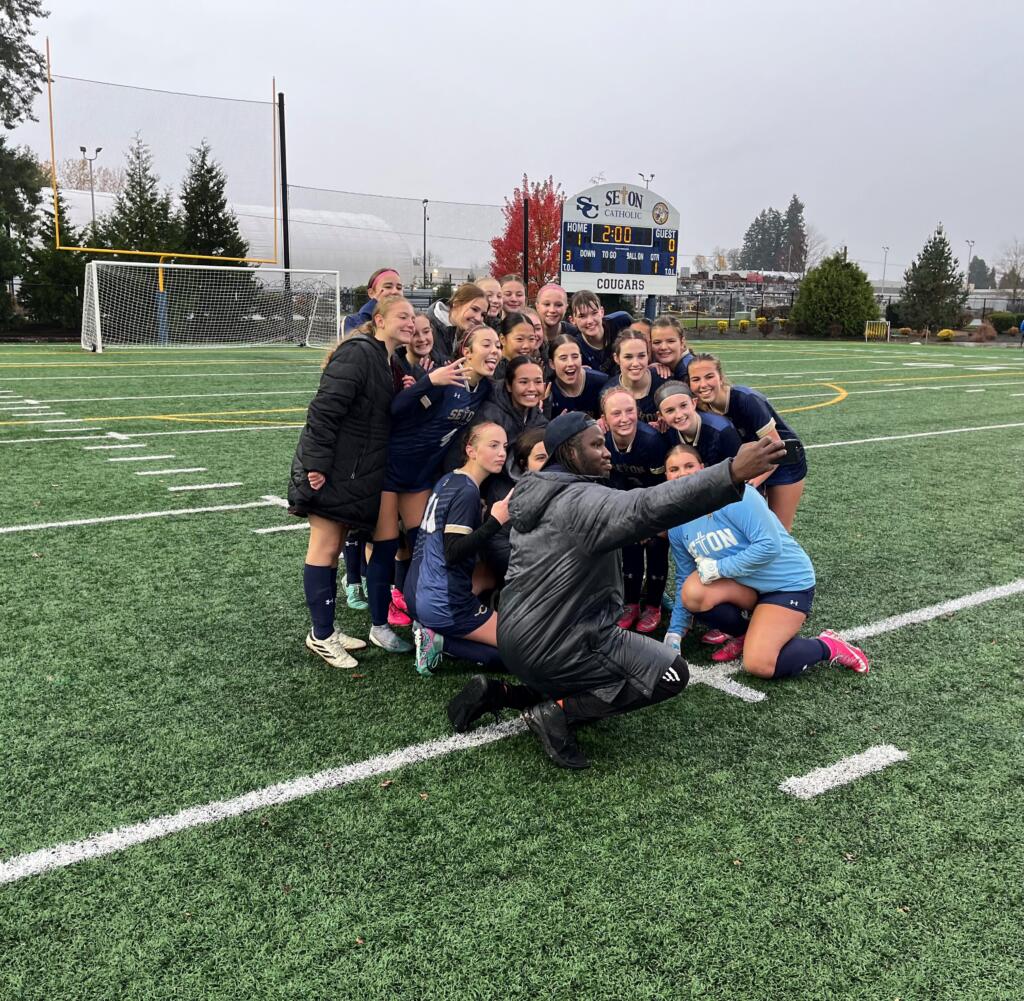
[81,261,341,351]
[864,320,891,342]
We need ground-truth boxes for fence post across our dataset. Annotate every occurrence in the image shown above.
[728,293,733,327]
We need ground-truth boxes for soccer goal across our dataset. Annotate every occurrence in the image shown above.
[864,320,891,342]
[81,261,341,351]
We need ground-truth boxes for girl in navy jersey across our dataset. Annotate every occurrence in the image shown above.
[602,386,670,634]
[365,325,501,653]
[493,312,537,382]
[649,316,695,380]
[605,330,665,424]
[548,333,609,418]
[688,353,807,531]
[569,290,633,372]
[656,381,742,468]
[535,283,571,347]
[408,422,512,675]
[500,274,527,316]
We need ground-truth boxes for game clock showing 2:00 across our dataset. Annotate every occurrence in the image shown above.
[562,221,678,276]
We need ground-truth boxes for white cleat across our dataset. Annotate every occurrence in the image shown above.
[305,630,359,669]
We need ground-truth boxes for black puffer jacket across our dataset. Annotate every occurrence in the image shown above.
[497,461,742,700]
[288,334,394,531]
[474,380,549,503]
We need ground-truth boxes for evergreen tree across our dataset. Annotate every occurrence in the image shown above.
[178,140,248,262]
[967,255,992,288]
[19,193,90,329]
[763,208,785,269]
[0,0,47,129]
[96,134,179,254]
[790,252,877,338]
[782,194,807,272]
[0,136,46,326]
[738,207,785,270]
[900,225,968,331]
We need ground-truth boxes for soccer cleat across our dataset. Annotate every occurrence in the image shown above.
[635,605,662,634]
[447,674,504,733]
[369,623,413,654]
[700,628,730,646]
[819,630,870,674]
[522,702,590,770]
[345,582,368,611]
[711,634,746,663]
[305,630,358,670]
[413,621,444,677]
[390,587,410,614]
[616,603,640,630]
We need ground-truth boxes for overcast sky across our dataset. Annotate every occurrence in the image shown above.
[19,0,1024,278]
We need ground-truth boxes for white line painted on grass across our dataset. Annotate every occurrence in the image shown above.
[841,579,1024,642]
[779,745,909,800]
[166,482,242,492]
[805,422,1024,450]
[0,497,282,535]
[688,664,766,703]
[135,468,206,476]
[0,370,315,384]
[263,495,289,508]
[0,718,525,886]
[12,416,74,423]
[81,443,147,450]
[252,522,310,534]
[0,425,304,445]
[107,454,175,462]
[965,389,985,393]
[40,390,315,405]
[44,426,101,432]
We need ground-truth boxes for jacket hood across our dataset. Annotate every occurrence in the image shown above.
[428,300,451,327]
[509,466,593,533]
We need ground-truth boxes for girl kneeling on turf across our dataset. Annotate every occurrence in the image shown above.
[663,444,869,677]
[407,422,512,675]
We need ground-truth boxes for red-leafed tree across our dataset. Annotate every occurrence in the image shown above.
[489,174,565,298]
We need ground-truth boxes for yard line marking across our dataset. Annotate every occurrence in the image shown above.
[0,497,282,535]
[9,411,58,416]
[0,425,302,445]
[252,522,310,534]
[263,495,289,508]
[841,578,1024,642]
[0,719,527,886]
[688,664,766,703]
[0,406,305,427]
[806,422,1024,449]
[135,468,207,476]
[108,454,176,462]
[0,370,316,383]
[82,443,147,450]
[166,482,243,492]
[965,389,985,393]
[778,745,908,800]
[44,426,101,432]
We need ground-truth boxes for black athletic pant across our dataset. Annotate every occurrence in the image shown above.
[622,536,670,607]
[560,657,689,727]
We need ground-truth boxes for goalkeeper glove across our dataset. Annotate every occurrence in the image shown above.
[663,632,681,652]
[695,556,721,584]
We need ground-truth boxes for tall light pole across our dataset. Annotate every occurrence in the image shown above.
[79,145,102,233]
[638,172,654,189]
[965,239,975,287]
[881,245,890,291]
[422,199,429,289]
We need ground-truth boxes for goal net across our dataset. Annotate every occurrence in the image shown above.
[81,262,340,351]
[864,320,891,342]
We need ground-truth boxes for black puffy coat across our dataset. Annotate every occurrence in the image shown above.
[288,334,395,531]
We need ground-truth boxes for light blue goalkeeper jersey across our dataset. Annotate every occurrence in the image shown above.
[668,485,815,634]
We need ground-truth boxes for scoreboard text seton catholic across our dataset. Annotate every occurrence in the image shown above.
[560,182,680,296]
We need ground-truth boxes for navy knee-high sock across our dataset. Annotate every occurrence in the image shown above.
[444,636,503,668]
[696,602,751,636]
[367,538,399,626]
[394,527,418,594]
[303,564,336,640]
[343,537,362,587]
[772,637,829,679]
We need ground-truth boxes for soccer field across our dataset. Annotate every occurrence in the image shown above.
[1,340,1023,1000]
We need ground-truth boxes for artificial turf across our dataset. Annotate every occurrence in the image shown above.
[1,340,1023,1000]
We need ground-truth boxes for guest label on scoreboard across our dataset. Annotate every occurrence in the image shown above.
[560,183,680,295]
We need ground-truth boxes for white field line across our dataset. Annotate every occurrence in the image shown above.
[9,412,58,417]
[0,719,527,886]
[135,468,206,476]
[252,522,310,534]
[965,389,985,393]
[770,379,1024,401]
[688,664,765,703]
[40,390,314,405]
[44,426,100,432]
[0,434,108,444]
[166,482,242,492]
[82,443,147,450]
[13,417,76,423]
[0,371,315,383]
[778,745,908,800]
[0,497,281,535]
[804,422,1024,450]
[5,576,1021,885]
[107,454,175,462]
[0,426,301,446]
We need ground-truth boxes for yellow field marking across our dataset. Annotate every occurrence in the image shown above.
[0,407,306,427]
[777,383,848,415]
[0,359,319,369]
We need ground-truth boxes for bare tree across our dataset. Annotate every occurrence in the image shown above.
[997,238,1023,305]
[42,158,126,193]
[805,225,830,270]
[692,254,709,273]
[710,246,729,271]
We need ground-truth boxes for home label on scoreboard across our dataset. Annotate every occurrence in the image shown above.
[560,182,680,295]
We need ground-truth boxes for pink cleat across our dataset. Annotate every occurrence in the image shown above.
[390,587,410,614]
[388,600,412,627]
[700,629,730,646]
[711,634,746,663]
[819,630,870,674]
[617,604,640,630]
[635,605,662,634]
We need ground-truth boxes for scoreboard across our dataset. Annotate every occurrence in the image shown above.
[560,182,681,296]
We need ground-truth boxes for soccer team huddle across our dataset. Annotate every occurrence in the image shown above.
[287,268,869,769]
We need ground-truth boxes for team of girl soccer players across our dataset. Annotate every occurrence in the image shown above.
[288,268,869,768]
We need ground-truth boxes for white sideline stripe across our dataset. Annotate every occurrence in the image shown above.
[965,389,985,393]
[0,719,526,886]
[166,482,242,492]
[41,390,315,404]
[10,412,58,416]
[805,422,1024,449]
[263,495,289,508]
[82,443,147,450]
[107,454,175,462]
[135,467,206,476]
[840,579,1024,642]
[779,745,909,800]
[688,664,766,703]
[0,371,315,383]
[44,426,100,432]
[0,498,280,535]
[252,522,310,534]
[0,425,300,446]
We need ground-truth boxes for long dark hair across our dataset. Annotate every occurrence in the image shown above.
[512,427,546,473]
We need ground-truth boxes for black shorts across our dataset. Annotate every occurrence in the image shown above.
[757,586,815,616]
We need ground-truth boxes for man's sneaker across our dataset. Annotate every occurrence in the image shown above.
[447,674,504,733]
[369,624,413,654]
[711,634,746,663]
[305,630,358,669]
[616,603,640,630]
[413,622,444,677]
[819,630,870,674]
[390,587,410,614]
[388,600,412,627]
[635,605,662,634]
[345,582,368,611]
[700,629,730,645]
[522,702,590,770]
